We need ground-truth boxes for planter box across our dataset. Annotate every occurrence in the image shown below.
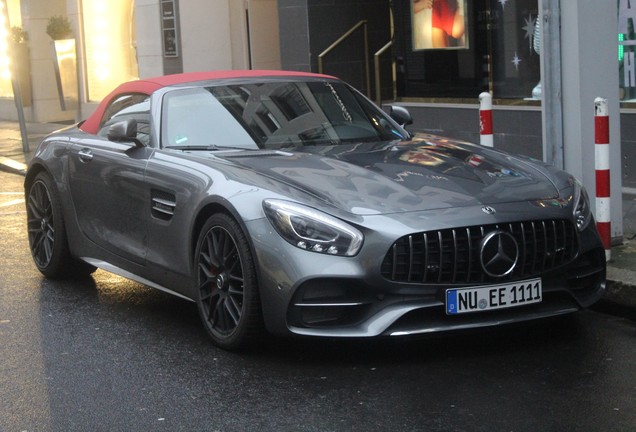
[10,42,32,107]
[51,39,78,111]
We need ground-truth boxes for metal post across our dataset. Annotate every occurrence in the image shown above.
[363,24,370,98]
[10,78,28,153]
[374,41,392,106]
[318,21,370,97]
[539,0,563,169]
[560,1,622,239]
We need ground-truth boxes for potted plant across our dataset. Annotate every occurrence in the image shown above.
[46,16,72,40]
[10,26,28,45]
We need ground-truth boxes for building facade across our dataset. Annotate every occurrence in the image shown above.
[0,0,628,238]
[0,0,282,122]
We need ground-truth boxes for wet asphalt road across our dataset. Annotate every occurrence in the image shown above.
[1,170,635,432]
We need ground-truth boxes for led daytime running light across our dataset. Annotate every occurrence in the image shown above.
[263,199,363,256]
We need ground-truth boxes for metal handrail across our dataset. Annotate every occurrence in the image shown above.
[318,20,370,98]
[374,40,392,106]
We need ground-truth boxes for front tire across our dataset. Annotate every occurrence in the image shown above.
[194,213,264,350]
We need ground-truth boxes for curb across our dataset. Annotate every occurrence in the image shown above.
[594,282,636,321]
[0,156,27,176]
[604,266,636,312]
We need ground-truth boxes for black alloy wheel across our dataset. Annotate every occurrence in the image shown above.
[195,213,263,350]
[26,172,94,278]
[26,172,71,277]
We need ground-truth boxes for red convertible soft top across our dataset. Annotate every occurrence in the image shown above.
[80,70,331,134]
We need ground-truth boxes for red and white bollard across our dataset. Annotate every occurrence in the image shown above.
[594,97,611,262]
[479,92,493,147]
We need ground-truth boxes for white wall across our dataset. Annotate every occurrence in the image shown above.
[229,0,249,69]
[561,1,623,238]
[229,0,283,70]
[247,0,281,70]
[180,0,233,71]
[135,0,163,78]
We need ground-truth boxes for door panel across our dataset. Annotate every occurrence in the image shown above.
[68,137,153,265]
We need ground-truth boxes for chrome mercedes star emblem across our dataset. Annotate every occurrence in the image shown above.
[480,230,519,277]
[216,274,226,290]
[482,206,496,215]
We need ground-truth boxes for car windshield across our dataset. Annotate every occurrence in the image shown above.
[161,80,409,150]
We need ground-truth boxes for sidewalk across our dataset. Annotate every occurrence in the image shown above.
[1,120,635,316]
[0,121,66,175]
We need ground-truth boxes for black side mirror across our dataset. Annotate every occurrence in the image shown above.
[389,105,413,128]
[107,119,143,147]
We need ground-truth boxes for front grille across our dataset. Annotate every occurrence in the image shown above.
[381,220,578,284]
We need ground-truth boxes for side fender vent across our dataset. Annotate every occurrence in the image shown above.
[151,190,176,221]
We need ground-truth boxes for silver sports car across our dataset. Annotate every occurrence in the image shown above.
[25,70,606,350]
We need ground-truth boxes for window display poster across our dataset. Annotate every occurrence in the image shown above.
[411,0,469,50]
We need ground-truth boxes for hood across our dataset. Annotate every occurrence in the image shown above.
[214,137,561,215]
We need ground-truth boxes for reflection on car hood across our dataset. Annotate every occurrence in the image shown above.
[215,136,561,215]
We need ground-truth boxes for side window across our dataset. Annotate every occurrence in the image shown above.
[98,93,151,146]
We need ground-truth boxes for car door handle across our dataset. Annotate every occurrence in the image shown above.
[78,148,93,163]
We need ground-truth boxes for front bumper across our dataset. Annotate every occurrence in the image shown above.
[247,206,606,338]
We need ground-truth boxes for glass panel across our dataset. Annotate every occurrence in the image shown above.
[162,87,257,149]
[82,0,138,102]
[412,0,468,50]
[394,0,540,100]
[0,0,23,98]
[161,81,409,150]
[98,93,151,145]
[619,0,636,101]
[490,0,540,99]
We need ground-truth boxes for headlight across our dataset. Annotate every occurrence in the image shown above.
[573,180,592,232]
[263,199,363,256]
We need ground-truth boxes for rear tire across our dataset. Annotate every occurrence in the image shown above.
[26,172,95,278]
[194,213,264,350]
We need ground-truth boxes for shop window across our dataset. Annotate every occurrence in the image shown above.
[619,0,636,102]
[393,0,540,101]
[82,0,139,102]
[0,0,22,98]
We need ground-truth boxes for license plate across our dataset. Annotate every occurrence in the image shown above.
[446,278,542,315]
